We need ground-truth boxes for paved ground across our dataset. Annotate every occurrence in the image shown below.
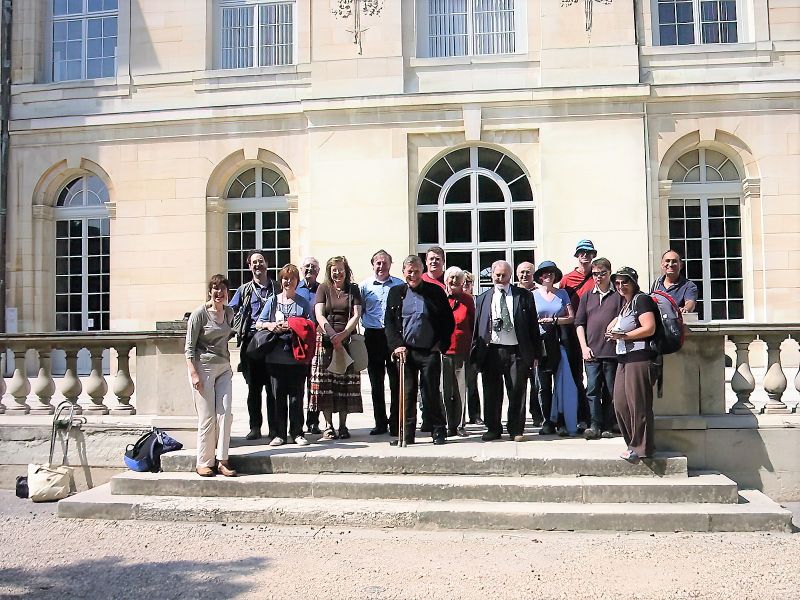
[0,491,797,600]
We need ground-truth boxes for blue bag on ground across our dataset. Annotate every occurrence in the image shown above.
[124,428,183,472]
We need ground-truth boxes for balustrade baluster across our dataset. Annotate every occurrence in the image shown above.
[729,335,756,414]
[30,347,56,415]
[60,347,83,414]
[0,350,6,414]
[110,345,136,415]
[84,346,109,414]
[762,334,789,414]
[6,347,31,414]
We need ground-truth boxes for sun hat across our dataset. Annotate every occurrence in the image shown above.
[574,239,597,257]
[533,260,563,284]
[613,266,639,284]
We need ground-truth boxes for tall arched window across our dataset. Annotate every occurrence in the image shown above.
[667,148,743,320]
[416,146,535,290]
[54,174,110,331]
[225,166,290,288]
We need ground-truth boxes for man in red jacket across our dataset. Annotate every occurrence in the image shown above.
[558,239,598,431]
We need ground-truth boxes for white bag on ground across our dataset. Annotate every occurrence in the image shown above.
[27,463,72,502]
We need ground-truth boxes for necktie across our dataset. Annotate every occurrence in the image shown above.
[499,290,512,331]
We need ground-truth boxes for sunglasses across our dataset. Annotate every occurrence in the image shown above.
[591,270,609,277]
[615,278,632,286]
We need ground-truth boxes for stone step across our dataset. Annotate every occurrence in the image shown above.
[110,471,739,504]
[160,446,688,478]
[58,486,793,533]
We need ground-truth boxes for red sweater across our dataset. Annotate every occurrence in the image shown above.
[560,268,594,308]
[422,273,446,290]
[446,292,475,356]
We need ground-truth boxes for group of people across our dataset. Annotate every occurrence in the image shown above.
[184,242,697,476]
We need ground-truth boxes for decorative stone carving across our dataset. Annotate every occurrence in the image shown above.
[729,335,756,414]
[60,347,83,414]
[84,347,109,414]
[762,335,789,414]
[6,348,31,414]
[30,348,56,415]
[111,345,136,415]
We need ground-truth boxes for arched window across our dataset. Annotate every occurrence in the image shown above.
[54,175,110,331]
[667,148,743,320]
[416,146,535,290]
[225,166,291,288]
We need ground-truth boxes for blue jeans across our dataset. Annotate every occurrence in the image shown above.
[585,358,617,431]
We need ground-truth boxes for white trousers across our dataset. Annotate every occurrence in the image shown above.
[191,361,233,468]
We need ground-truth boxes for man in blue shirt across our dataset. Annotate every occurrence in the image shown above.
[297,256,322,434]
[652,250,698,313]
[360,250,404,435]
[229,250,280,441]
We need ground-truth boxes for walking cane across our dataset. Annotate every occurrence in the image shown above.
[397,352,406,448]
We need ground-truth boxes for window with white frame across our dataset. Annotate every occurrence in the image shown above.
[225,167,291,288]
[54,175,111,332]
[416,146,535,292]
[655,0,738,45]
[419,0,517,58]
[51,0,118,82]
[218,0,295,69]
[667,149,743,320]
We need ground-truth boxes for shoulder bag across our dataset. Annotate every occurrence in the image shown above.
[346,283,369,372]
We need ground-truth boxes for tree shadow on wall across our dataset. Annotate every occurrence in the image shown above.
[0,555,266,600]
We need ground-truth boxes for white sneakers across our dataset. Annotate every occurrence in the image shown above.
[295,436,310,446]
[269,437,285,447]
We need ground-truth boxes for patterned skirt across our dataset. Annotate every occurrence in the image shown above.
[309,330,363,414]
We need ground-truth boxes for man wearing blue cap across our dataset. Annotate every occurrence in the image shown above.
[559,239,599,431]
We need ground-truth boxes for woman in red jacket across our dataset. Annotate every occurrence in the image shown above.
[442,266,475,437]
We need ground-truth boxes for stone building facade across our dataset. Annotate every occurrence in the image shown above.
[4,0,799,333]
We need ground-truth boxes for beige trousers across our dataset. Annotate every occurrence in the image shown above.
[191,361,233,468]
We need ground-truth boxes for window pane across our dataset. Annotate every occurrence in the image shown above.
[425,157,455,186]
[418,179,441,206]
[478,147,504,171]
[445,148,470,172]
[418,212,439,244]
[445,176,471,204]
[495,155,524,183]
[512,209,534,241]
[478,175,504,203]
[513,249,535,271]
[728,301,744,319]
[479,210,505,242]
[479,250,506,284]
[445,212,472,243]
[677,23,695,44]
[508,177,533,201]
[446,251,473,274]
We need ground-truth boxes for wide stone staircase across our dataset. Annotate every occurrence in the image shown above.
[59,436,793,532]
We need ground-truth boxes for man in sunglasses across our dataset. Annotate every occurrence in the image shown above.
[575,257,623,440]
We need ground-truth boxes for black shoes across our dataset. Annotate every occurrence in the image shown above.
[308,425,322,435]
[420,423,432,433]
[538,422,555,436]
[245,428,261,441]
[390,439,415,446]
[370,426,388,435]
[481,431,502,441]
[584,425,601,440]
[555,425,569,437]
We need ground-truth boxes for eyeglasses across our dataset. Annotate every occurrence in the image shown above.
[615,279,632,286]
[591,270,608,277]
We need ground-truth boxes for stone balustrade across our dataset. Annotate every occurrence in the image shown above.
[0,330,194,417]
[1,324,798,419]
[658,322,800,416]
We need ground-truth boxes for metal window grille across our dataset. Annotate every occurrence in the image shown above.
[428,0,515,58]
[221,1,294,69]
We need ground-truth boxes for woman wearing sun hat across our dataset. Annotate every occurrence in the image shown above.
[605,266,658,463]
[531,261,578,437]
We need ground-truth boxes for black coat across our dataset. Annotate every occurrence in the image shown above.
[385,281,455,354]
[471,286,543,369]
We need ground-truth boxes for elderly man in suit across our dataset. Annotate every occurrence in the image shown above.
[471,260,542,442]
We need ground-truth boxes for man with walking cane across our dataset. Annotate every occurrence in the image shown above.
[385,255,455,446]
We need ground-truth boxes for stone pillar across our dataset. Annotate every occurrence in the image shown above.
[729,335,756,415]
[6,347,31,414]
[84,347,109,414]
[30,347,56,415]
[110,344,136,415]
[60,347,83,414]
[762,335,789,414]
